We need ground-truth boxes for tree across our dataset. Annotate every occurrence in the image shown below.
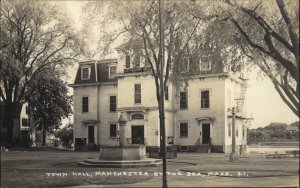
[194,0,299,116]
[0,0,84,146]
[26,71,72,146]
[82,1,213,187]
[55,123,73,149]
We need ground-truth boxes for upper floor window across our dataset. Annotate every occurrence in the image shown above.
[180,122,188,137]
[134,84,141,104]
[22,118,29,127]
[133,55,140,68]
[82,97,89,113]
[236,129,238,137]
[180,91,188,109]
[110,96,117,112]
[125,55,131,68]
[181,60,189,73]
[25,106,29,115]
[131,113,144,120]
[110,124,117,137]
[109,65,117,79]
[81,67,91,80]
[200,60,211,71]
[228,123,231,137]
[201,90,210,109]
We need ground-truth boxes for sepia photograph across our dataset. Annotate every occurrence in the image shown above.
[0,0,299,187]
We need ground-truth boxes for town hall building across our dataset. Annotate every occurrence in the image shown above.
[70,48,251,153]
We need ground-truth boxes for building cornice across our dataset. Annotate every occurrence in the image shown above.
[68,82,117,87]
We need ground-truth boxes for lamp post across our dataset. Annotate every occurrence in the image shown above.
[229,107,238,161]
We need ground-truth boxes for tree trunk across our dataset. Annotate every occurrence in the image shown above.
[4,102,22,148]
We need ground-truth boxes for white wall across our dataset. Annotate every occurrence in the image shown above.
[175,76,226,146]
[73,85,98,143]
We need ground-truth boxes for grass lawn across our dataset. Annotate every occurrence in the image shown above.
[1,168,154,188]
[1,151,158,188]
[1,151,299,187]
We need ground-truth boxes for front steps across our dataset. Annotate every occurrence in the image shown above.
[196,144,209,153]
[78,158,162,168]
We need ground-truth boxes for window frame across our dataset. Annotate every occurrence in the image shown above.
[181,60,190,73]
[199,59,211,71]
[134,84,142,104]
[201,90,210,109]
[109,65,117,79]
[125,55,131,68]
[109,96,117,112]
[82,96,89,113]
[81,66,91,80]
[133,54,141,68]
[109,123,118,138]
[180,91,188,109]
[22,118,29,127]
[179,122,188,137]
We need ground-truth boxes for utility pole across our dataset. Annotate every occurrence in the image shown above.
[229,107,238,161]
[159,0,168,187]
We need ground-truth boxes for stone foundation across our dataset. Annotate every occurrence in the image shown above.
[99,146,146,160]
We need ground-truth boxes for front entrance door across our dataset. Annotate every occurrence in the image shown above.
[202,123,210,144]
[131,126,144,144]
[88,126,94,143]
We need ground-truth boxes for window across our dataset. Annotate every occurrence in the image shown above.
[180,91,188,109]
[134,84,141,104]
[22,118,29,127]
[131,113,144,120]
[165,86,169,101]
[110,124,117,137]
[82,97,89,112]
[236,129,238,137]
[180,122,188,137]
[109,66,116,79]
[228,123,231,137]
[133,55,140,68]
[200,60,211,71]
[125,55,131,68]
[201,90,210,109]
[25,106,29,115]
[181,61,189,73]
[110,96,117,112]
[81,67,91,80]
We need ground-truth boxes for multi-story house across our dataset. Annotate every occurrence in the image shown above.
[70,49,251,153]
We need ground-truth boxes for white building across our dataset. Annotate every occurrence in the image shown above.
[70,50,251,153]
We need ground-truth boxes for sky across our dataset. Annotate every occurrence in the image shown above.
[58,1,298,129]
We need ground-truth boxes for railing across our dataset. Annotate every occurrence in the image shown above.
[108,137,120,142]
[126,138,147,145]
[124,66,151,73]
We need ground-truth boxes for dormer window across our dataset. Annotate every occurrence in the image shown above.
[133,55,140,68]
[81,66,91,80]
[109,65,117,79]
[125,55,131,68]
[200,59,211,71]
[181,59,189,73]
